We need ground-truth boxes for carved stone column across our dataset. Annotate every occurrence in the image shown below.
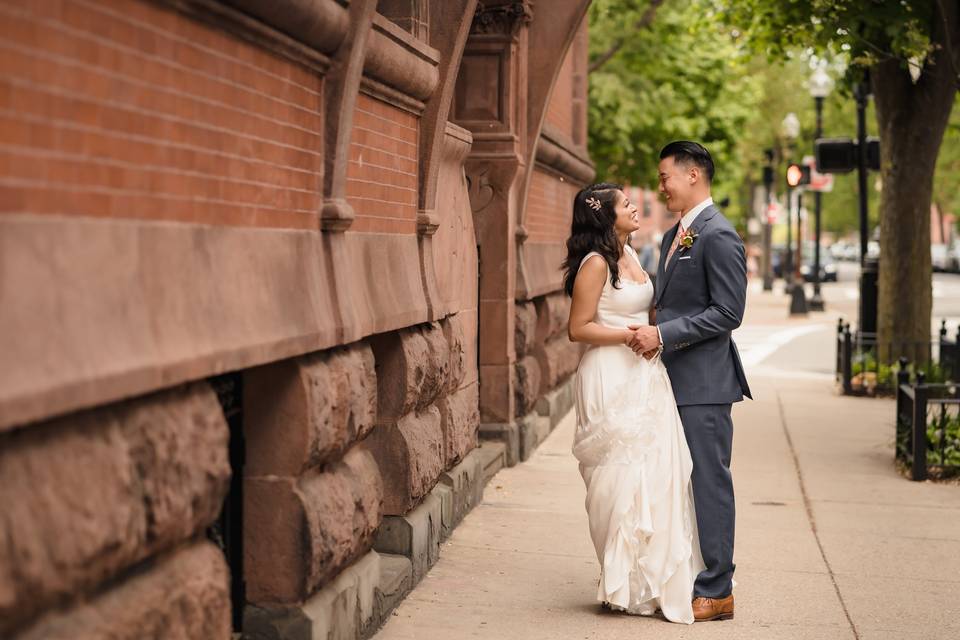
[454,1,532,441]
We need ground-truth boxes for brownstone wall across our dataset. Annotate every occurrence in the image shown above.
[0,0,591,637]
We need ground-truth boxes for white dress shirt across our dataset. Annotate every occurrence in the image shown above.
[680,196,714,231]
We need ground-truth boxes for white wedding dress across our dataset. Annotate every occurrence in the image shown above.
[572,245,704,624]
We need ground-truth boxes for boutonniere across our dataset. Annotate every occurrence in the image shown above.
[678,228,699,252]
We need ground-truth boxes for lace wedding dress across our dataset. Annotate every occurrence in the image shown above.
[572,245,704,624]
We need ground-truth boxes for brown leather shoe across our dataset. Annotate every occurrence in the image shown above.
[692,595,734,621]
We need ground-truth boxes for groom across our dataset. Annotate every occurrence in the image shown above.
[628,141,751,621]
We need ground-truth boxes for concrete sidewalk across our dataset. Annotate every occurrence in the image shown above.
[374,368,960,638]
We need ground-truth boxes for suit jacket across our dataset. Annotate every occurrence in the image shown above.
[654,204,752,406]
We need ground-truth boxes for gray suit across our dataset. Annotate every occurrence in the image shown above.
[654,203,751,599]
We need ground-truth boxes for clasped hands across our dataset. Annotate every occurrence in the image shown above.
[625,325,661,360]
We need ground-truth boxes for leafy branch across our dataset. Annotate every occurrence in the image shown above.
[588,0,666,73]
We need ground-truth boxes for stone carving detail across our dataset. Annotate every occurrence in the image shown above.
[471,1,534,35]
[466,167,495,213]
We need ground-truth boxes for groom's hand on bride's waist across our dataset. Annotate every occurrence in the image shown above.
[626,325,661,358]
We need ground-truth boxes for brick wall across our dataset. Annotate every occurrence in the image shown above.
[544,47,574,140]
[345,93,419,234]
[0,0,323,230]
[525,168,578,244]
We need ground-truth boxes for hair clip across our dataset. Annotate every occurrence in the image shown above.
[586,196,601,211]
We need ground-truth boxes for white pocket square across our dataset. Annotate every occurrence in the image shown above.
[678,256,692,261]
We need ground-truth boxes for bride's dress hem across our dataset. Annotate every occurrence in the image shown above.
[574,351,705,626]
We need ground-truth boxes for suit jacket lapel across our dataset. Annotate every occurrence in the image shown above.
[658,205,720,300]
[688,204,719,239]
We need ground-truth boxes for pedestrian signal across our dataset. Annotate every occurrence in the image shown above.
[815,137,881,173]
[786,163,810,187]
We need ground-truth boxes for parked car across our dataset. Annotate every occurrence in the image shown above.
[932,244,951,272]
[949,240,960,273]
[800,242,838,282]
[841,243,860,261]
[830,241,854,261]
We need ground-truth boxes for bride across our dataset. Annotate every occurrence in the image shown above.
[563,183,704,624]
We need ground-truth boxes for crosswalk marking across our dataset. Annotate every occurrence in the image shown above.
[733,324,829,367]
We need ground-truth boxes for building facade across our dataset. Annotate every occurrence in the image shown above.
[0,0,593,637]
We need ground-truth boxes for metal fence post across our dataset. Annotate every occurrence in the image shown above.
[842,323,853,395]
[911,372,928,481]
[836,318,844,377]
[895,357,910,461]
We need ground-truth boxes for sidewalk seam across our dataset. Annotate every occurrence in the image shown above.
[776,392,860,640]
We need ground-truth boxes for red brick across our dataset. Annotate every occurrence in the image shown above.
[0,0,326,231]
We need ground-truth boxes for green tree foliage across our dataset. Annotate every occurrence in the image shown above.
[934,103,960,226]
[586,0,880,234]
[721,0,959,357]
[587,0,762,224]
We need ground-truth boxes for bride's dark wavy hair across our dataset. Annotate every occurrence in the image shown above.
[561,182,624,297]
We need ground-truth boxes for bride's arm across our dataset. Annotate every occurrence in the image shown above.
[568,256,634,347]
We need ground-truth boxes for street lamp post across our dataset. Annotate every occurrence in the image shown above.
[808,67,833,311]
[854,76,878,337]
[781,113,800,290]
[781,113,808,315]
[762,148,775,291]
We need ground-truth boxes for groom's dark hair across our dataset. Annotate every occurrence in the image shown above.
[660,141,714,183]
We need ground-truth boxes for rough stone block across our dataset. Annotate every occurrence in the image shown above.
[244,445,383,605]
[244,551,381,640]
[370,324,450,423]
[441,314,467,394]
[518,411,551,461]
[536,375,576,430]
[478,421,519,467]
[438,448,484,536]
[244,342,377,476]
[365,405,444,516]
[535,292,571,342]
[0,383,230,635]
[372,493,442,584]
[439,382,479,466]
[14,542,231,639]
[514,301,538,358]
[535,335,581,391]
[513,354,542,418]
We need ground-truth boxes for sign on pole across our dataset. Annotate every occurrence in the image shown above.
[803,154,833,192]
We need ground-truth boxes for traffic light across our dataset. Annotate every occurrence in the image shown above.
[786,163,811,187]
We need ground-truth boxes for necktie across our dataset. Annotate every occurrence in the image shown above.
[666,223,685,265]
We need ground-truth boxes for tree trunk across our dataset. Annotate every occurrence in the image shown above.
[873,5,958,366]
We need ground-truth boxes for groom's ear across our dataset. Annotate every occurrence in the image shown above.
[688,165,700,184]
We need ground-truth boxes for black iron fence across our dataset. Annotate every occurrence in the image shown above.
[896,368,960,481]
[836,319,960,396]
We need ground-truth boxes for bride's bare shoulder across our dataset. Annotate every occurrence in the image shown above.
[578,253,607,275]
